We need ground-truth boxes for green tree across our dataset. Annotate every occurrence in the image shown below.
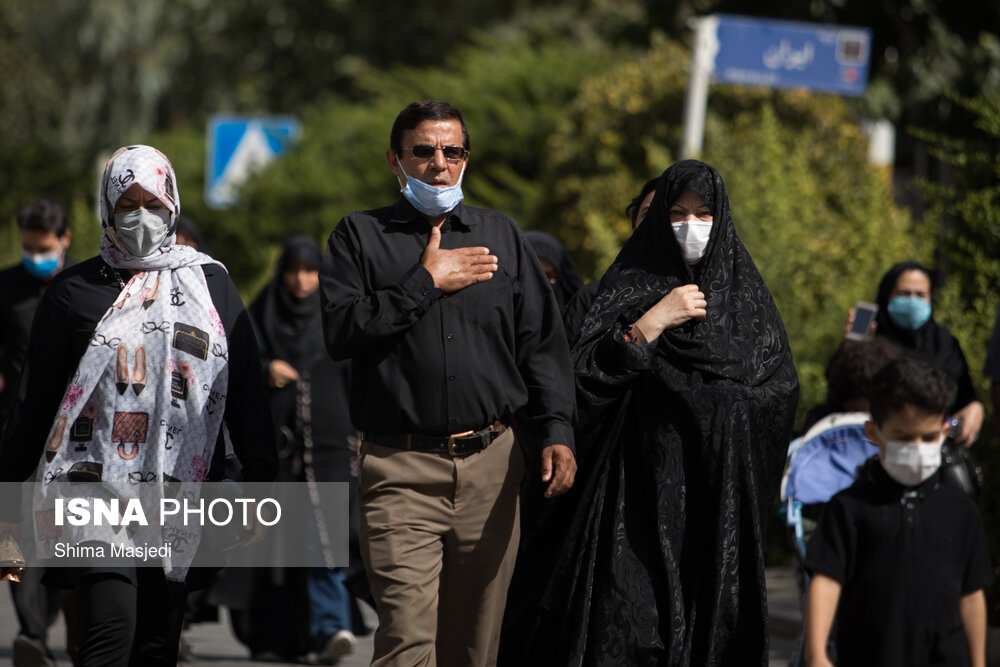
[912,91,1000,389]
[911,91,1000,612]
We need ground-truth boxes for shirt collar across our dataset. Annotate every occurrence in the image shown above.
[389,197,477,228]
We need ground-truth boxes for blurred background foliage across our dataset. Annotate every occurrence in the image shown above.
[2,0,1000,576]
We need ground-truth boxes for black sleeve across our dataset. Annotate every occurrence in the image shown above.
[0,282,75,487]
[512,234,575,450]
[803,493,855,584]
[319,217,443,361]
[574,322,654,422]
[205,268,278,483]
[0,283,77,522]
[950,340,979,413]
[962,504,993,594]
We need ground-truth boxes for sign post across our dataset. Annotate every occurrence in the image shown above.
[681,15,872,158]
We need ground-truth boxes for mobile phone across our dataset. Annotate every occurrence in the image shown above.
[846,301,878,341]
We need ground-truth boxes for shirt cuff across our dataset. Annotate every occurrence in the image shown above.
[399,263,444,314]
[539,421,576,455]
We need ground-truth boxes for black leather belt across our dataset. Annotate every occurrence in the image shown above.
[364,421,508,457]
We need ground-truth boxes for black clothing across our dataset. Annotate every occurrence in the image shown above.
[320,198,574,450]
[251,237,353,475]
[247,237,366,657]
[0,256,278,516]
[9,566,59,644]
[874,262,977,413]
[0,260,72,655]
[562,280,600,348]
[0,260,75,430]
[501,160,798,666]
[524,230,584,311]
[983,305,1000,380]
[75,570,188,667]
[805,458,992,667]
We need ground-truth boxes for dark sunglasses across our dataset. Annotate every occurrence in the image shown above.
[401,145,469,162]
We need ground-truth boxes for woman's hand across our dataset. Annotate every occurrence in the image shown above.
[268,360,300,389]
[953,400,985,448]
[634,284,706,343]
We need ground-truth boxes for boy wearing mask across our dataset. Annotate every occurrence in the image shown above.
[804,357,991,667]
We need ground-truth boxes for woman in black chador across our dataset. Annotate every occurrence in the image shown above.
[240,236,367,662]
[501,160,799,666]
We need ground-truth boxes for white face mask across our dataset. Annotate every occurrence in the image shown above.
[113,209,171,257]
[672,220,712,264]
[878,428,944,487]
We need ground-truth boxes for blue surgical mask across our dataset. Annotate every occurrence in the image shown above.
[21,248,62,279]
[887,295,932,330]
[396,158,465,218]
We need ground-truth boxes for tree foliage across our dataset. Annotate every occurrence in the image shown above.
[910,92,1000,611]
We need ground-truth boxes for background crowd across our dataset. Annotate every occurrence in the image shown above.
[1,0,1000,664]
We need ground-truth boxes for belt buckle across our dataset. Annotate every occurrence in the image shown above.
[446,430,475,457]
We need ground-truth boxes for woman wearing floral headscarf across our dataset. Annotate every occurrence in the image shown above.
[0,145,277,666]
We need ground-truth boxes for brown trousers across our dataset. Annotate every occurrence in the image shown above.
[359,429,524,667]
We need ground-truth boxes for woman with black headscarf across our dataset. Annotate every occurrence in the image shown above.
[870,261,983,446]
[524,231,585,312]
[500,160,798,666]
[247,236,364,663]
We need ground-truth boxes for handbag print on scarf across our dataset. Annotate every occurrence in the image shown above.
[32,146,230,582]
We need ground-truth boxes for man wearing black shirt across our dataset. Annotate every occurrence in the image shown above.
[320,100,576,666]
[0,199,73,429]
[0,198,73,667]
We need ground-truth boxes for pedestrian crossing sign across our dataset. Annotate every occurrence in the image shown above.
[205,115,301,209]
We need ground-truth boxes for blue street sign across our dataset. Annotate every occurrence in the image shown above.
[205,115,301,208]
[712,15,872,96]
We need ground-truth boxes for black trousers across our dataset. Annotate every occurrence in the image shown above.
[75,568,188,667]
[9,566,60,643]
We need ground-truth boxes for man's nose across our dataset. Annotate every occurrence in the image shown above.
[430,149,447,169]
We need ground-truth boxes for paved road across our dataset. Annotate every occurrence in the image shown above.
[0,566,874,666]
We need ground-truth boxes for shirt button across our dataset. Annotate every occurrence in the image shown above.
[447,333,454,341]
[449,419,457,425]
[448,375,456,381]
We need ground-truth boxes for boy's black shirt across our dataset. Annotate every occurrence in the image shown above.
[805,456,991,667]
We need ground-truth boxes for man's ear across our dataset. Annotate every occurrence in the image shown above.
[61,229,72,249]
[863,420,881,445]
[385,149,405,186]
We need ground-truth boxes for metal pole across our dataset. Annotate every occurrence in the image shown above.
[681,16,719,159]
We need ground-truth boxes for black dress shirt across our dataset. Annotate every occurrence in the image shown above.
[0,259,76,429]
[0,256,279,503]
[320,198,574,450]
